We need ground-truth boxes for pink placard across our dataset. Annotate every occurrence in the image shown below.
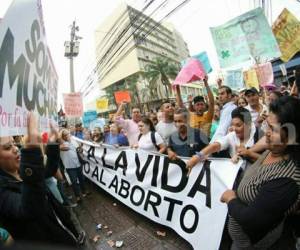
[254,62,274,87]
[63,92,83,117]
[173,58,206,85]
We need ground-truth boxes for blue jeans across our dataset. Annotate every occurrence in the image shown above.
[66,166,86,198]
[45,177,64,204]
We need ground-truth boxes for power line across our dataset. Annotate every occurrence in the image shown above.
[82,1,172,97]
[81,1,170,96]
[91,1,168,81]
[83,0,191,98]
[93,1,169,79]
[78,0,156,92]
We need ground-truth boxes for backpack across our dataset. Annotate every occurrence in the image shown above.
[138,131,160,151]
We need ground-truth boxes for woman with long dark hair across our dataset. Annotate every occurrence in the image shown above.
[220,96,300,249]
[134,117,166,153]
[0,113,85,247]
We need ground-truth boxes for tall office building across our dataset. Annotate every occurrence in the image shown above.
[94,3,192,108]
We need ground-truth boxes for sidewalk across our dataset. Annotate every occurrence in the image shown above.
[72,182,192,250]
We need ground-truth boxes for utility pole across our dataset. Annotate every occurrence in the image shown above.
[64,20,82,93]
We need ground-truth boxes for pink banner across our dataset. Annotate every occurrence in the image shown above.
[63,92,83,117]
[173,58,206,85]
[254,62,274,87]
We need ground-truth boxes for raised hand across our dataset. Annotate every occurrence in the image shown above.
[24,112,41,148]
[48,121,59,143]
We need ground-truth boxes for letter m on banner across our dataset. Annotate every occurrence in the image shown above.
[0,0,58,136]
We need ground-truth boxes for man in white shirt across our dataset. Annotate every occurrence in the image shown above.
[244,87,268,126]
[210,86,237,142]
[155,101,177,143]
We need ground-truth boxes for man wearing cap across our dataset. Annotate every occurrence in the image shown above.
[244,87,268,126]
[175,75,214,137]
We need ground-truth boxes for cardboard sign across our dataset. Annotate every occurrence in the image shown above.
[254,62,274,87]
[173,59,206,85]
[243,69,259,90]
[273,8,300,62]
[225,69,245,90]
[181,51,212,74]
[0,0,58,136]
[210,8,281,68]
[82,110,97,128]
[63,92,83,117]
[114,91,131,104]
[96,98,109,111]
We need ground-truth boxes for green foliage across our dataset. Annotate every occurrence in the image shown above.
[143,57,179,100]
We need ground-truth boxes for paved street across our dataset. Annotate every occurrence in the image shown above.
[72,182,193,250]
[70,181,296,250]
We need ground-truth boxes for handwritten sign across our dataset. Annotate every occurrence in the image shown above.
[243,69,259,90]
[272,8,300,62]
[0,0,58,136]
[96,98,109,111]
[210,8,281,68]
[181,51,212,73]
[63,92,83,117]
[225,69,244,90]
[114,91,131,104]
[173,59,206,85]
[254,62,274,87]
[82,110,97,128]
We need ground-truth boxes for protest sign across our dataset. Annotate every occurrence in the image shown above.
[0,0,58,136]
[96,98,109,111]
[114,91,131,104]
[210,8,281,68]
[73,138,241,250]
[89,118,106,130]
[254,62,274,87]
[225,69,244,90]
[63,92,83,117]
[82,110,97,128]
[272,8,300,62]
[173,58,206,85]
[181,51,212,74]
[243,69,259,90]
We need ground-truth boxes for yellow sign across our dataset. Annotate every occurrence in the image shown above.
[243,69,259,90]
[96,98,108,111]
[272,8,300,62]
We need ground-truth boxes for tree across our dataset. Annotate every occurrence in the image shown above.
[143,57,179,100]
[103,85,115,107]
[124,73,142,110]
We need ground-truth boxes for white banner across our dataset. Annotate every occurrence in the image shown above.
[0,0,58,136]
[73,138,241,250]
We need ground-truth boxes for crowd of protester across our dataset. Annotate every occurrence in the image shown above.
[0,75,300,249]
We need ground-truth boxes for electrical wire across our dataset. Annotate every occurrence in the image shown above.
[78,0,156,92]
[83,0,191,98]
[81,1,171,96]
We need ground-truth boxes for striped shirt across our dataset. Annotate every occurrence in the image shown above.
[228,150,300,249]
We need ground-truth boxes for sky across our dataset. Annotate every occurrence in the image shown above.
[1,0,300,108]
